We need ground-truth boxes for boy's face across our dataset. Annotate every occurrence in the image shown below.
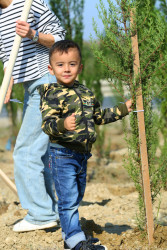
[48,48,83,87]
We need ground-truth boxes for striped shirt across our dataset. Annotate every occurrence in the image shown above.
[0,0,66,84]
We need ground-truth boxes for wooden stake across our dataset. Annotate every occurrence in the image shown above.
[0,0,33,113]
[130,11,154,245]
[0,169,17,196]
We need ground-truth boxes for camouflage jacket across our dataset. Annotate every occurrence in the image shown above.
[40,81,128,153]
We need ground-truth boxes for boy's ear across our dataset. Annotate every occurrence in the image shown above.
[78,64,83,74]
[48,64,54,75]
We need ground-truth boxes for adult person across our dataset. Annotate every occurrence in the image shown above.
[0,0,66,232]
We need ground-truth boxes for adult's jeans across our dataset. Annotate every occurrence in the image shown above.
[13,73,59,224]
[50,146,91,249]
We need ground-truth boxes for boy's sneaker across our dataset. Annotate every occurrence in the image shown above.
[64,236,100,249]
[86,236,101,245]
[64,239,107,250]
[78,241,107,250]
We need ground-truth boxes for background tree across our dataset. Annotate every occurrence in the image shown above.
[91,0,167,230]
[49,0,84,50]
[159,0,167,16]
[0,62,24,148]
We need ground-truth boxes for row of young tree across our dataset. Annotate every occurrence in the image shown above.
[0,0,167,235]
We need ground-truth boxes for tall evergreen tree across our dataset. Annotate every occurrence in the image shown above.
[91,0,167,229]
[49,0,84,50]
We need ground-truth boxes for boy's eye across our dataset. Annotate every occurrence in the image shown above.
[70,63,76,66]
[57,64,63,67]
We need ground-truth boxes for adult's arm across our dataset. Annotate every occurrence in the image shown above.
[16,20,56,48]
[16,0,66,48]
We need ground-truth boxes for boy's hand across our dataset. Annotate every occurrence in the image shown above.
[125,99,132,112]
[64,113,76,131]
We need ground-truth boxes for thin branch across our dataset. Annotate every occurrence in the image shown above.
[107,80,128,100]
[142,63,165,81]
[138,16,148,30]
[99,34,125,55]
[140,45,162,76]
[138,33,153,46]
[108,23,130,38]
[96,56,130,78]
[145,84,167,106]
[100,38,126,59]
[121,0,128,35]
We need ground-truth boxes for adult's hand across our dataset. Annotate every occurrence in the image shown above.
[16,20,55,48]
[16,20,33,39]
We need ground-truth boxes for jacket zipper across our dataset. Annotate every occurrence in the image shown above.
[73,88,89,152]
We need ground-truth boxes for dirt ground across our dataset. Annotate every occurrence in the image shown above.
[0,118,167,250]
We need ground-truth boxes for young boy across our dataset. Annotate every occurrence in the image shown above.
[40,40,132,250]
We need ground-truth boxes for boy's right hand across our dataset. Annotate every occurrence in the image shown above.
[64,113,76,131]
[125,99,132,112]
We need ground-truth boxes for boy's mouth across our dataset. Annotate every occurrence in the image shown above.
[63,75,71,78]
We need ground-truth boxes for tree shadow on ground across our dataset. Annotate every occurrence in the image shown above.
[80,199,111,207]
[80,217,132,237]
[103,223,132,234]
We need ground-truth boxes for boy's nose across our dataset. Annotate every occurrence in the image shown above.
[64,65,70,71]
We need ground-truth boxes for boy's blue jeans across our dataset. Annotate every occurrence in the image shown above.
[13,73,59,224]
[50,146,91,249]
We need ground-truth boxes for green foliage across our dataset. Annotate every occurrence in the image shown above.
[159,0,167,17]
[155,0,167,189]
[91,0,167,230]
[80,42,104,102]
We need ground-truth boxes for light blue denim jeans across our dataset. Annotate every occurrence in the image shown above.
[13,73,59,224]
[50,146,91,249]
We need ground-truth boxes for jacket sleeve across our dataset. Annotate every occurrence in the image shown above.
[31,0,66,41]
[40,85,67,136]
[93,98,129,125]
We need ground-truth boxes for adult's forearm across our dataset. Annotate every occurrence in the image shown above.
[38,33,55,48]
[28,29,55,48]
[16,20,60,48]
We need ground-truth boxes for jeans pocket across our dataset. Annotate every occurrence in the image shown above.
[56,150,74,159]
[50,148,74,159]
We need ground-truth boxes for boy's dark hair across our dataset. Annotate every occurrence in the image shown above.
[49,40,82,64]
